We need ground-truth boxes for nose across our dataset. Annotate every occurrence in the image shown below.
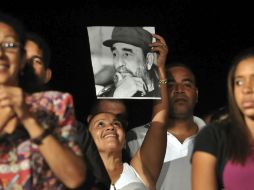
[243,80,254,94]
[174,83,184,94]
[0,45,6,58]
[0,45,4,55]
[114,56,125,70]
[105,123,115,131]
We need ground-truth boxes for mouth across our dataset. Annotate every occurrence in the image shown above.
[242,100,254,109]
[0,63,10,72]
[174,97,187,103]
[103,133,117,139]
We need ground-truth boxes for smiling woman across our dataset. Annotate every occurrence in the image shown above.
[87,34,169,190]
[0,11,86,189]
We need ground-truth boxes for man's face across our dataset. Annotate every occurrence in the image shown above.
[111,43,147,81]
[25,40,48,83]
[167,66,198,118]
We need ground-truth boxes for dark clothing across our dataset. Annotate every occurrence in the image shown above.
[193,123,229,189]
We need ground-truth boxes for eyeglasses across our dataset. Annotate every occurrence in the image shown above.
[0,42,20,53]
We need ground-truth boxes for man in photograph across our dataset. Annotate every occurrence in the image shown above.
[97,27,160,98]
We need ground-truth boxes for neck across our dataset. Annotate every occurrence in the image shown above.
[167,116,198,143]
[99,151,123,184]
[244,116,254,141]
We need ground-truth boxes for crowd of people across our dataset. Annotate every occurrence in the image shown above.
[1,10,254,190]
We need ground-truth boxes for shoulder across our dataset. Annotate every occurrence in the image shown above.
[193,116,206,129]
[198,122,227,138]
[126,123,150,140]
[28,90,72,99]
[26,91,75,115]
[129,123,150,133]
[27,91,73,104]
[193,122,228,156]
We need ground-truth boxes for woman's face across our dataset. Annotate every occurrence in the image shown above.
[234,57,254,119]
[89,112,125,153]
[0,22,24,86]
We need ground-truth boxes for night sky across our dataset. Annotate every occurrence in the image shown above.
[2,1,254,129]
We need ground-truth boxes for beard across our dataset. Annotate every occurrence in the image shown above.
[169,101,194,119]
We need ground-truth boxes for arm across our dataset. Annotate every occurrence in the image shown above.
[0,88,86,189]
[0,107,17,134]
[192,151,217,190]
[131,34,169,187]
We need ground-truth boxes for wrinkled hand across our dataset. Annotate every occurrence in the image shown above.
[150,34,169,68]
[113,76,147,97]
[0,86,30,122]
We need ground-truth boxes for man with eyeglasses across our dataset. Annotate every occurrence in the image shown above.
[23,32,52,92]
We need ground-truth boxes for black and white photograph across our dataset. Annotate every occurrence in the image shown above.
[87,26,160,99]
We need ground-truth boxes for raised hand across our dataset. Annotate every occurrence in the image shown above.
[150,34,168,68]
[0,86,30,122]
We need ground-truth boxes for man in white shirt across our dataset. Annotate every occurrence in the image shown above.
[126,63,206,190]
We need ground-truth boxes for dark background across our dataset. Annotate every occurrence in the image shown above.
[2,1,254,129]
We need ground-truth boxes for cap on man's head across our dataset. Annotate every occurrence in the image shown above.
[103,27,153,55]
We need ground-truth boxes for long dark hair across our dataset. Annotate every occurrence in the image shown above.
[227,47,254,164]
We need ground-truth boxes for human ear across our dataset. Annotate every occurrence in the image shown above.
[196,88,199,103]
[44,68,52,84]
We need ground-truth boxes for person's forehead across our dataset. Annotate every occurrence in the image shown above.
[91,112,116,123]
[168,66,195,80]
[0,22,18,41]
[25,40,42,53]
[113,42,142,51]
[235,58,254,76]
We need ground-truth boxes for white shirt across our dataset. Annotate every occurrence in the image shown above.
[126,116,206,190]
[110,163,148,190]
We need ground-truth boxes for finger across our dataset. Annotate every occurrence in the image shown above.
[152,34,167,45]
[0,98,12,108]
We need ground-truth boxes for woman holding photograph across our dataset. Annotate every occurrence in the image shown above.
[88,34,169,190]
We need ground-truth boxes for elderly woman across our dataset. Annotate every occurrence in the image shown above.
[0,12,85,189]
[192,47,254,190]
[88,34,169,190]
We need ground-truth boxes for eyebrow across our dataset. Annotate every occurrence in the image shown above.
[168,78,194,83]
[3,35,18,41]
[182,78,195,83]
[30,55,43,60]
[111,47,134,53]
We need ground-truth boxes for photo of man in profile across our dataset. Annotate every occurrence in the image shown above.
[87,26,160,99]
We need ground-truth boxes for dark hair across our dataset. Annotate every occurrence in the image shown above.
[210,106,229,123]
[0,11,26,55]
[88,99,128,128]
[26,32,51,68]
[227,47,254,164]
